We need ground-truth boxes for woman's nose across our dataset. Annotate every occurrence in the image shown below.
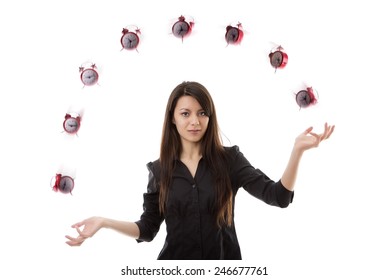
[191,116,200,125]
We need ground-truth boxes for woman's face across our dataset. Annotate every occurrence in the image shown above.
[173,95,209,145]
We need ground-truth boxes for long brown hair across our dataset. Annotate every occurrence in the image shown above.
[159,81,233,227]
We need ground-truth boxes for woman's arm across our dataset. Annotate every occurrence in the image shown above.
[281,123,335,191]
[65,216,140,246]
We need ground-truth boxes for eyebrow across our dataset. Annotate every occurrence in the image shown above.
[178,108,204,111]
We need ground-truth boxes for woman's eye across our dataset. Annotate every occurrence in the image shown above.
[199,111,207,116]
[181,112,189,117]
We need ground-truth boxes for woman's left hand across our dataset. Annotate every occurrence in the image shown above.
[294,123,335,152]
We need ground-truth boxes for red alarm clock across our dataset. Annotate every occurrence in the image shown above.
[121,25,141,51]
[79,62,99,87]
[269,46,288,70]
[295,87,318,109]
[52,173,74,195]
[225,22,244,45]
[172,15,194,42]
[63,113,81,134]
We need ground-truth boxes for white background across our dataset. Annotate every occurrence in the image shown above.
[1,0,388,279]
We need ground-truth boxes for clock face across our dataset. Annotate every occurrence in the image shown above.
[296,90,311,108]
[63,117,80,134]
[225,27,240,44]
[80,68,98,86]
[59,176,74,194]
[121,32,139,50]
[172,21,190,39]
[270,51,284,68]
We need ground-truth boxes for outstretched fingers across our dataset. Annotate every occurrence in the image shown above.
[309,123,335,144]
[323,123,335,140]
[71,221,85,229]
[65,234,86,246]
[65,222,90,246]
[303,126,314,135]
[74,225,90,238]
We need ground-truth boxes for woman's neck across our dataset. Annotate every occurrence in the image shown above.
[180,142,202,161]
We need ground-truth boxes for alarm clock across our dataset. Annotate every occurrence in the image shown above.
[79,62,99,86]
[225,22,244,45]
[121,26,141,51]
[269,46,288,70]
[52,173,74,194]
[63,113,81,134]
[172,15,194,41]
[295,87,318,109]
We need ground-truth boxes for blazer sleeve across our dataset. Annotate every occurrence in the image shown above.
[228,145,294,208]
[135,161,165,242]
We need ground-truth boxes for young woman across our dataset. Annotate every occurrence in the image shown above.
[65,81,335,259]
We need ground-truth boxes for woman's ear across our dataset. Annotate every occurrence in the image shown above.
[172,118,176,125]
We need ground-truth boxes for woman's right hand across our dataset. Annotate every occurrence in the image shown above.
[65,216,105,246]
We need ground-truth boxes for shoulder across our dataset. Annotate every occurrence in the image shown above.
[222,145,244,168]
[223,145,241,158]
[146,159,161,193]
[147,159,161,175]
[146,159,161,182]
[223,145,251,170]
